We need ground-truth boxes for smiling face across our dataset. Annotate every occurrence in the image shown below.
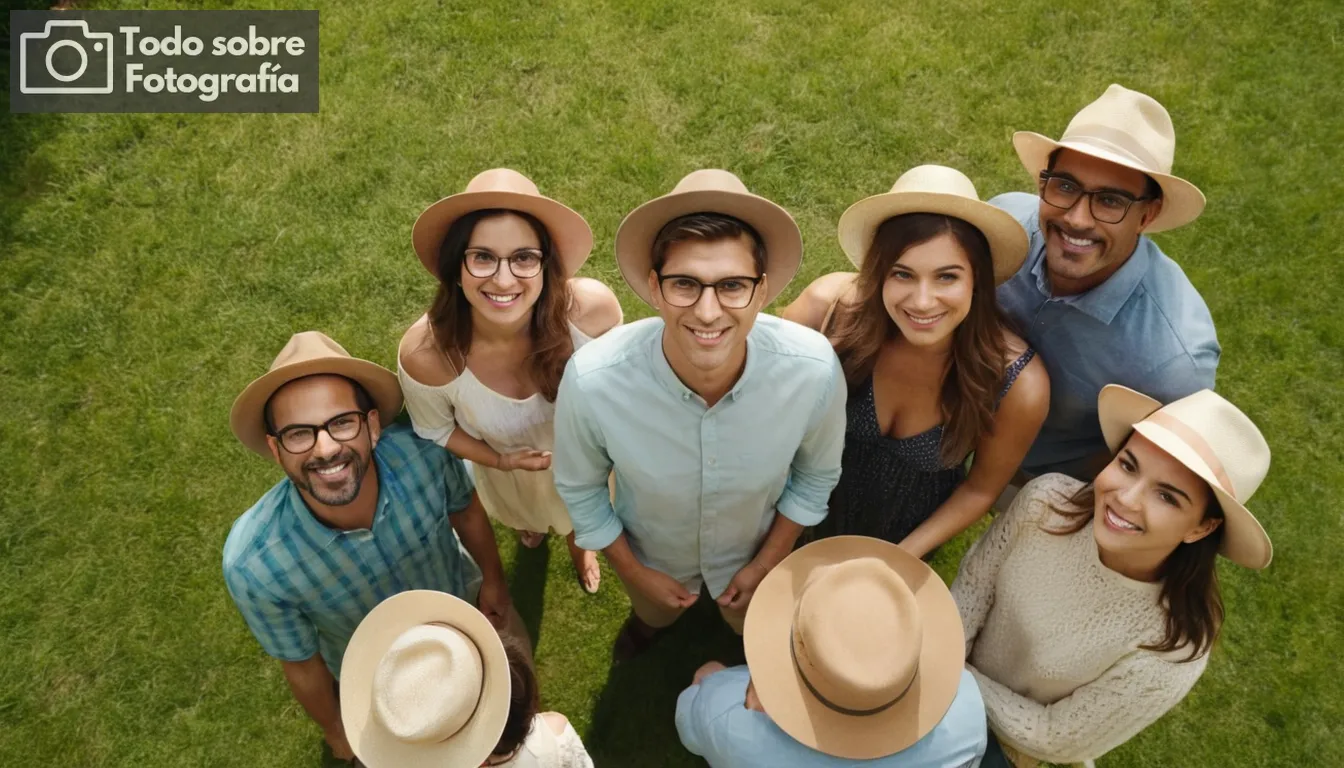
[648,233,767,379]
[1038,149,1163,294]
[881,231,975,348]
[265,375,381,507]
[1092,432,1219,564]
[459,213,546,327]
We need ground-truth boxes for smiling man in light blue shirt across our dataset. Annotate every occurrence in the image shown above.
[553,170,846,659]
[993,85,1220,481]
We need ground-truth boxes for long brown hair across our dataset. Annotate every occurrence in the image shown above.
[1046,476,1226,661]
[427,209,574,402]
[828,213,1011,464]
[489,634,540,759]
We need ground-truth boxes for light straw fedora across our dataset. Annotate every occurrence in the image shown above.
[340,590,510,768]
[614,169,802,306]
[837,165,1029,284]
[229,331,402,458]
[744,536,964,760]
[1098,385,1273,569]
[411,168,594,279]
[1013,83,1206,233]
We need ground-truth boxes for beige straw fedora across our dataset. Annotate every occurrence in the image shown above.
[744,536,964,760]
[1013,84,1206,233]
[340,590,510,768]
[411,168,594,279]
[614,169,803,306]
[1098,385,1273,569]
[229,331,402,458]
[837,165,1029,284]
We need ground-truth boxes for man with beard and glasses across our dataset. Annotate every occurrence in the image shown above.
[223,331,516,764]
[991,84,1220,484]
[553,170,846,661]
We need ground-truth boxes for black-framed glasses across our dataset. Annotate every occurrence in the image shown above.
[657,273,763,309]
[1038,172,1154,224]
[463,248,545,279]
[271,410,368,454]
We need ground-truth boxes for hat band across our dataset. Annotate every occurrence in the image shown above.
[1144,411,1236,497]
[789,633,917,717]
[1063,125,1166,172]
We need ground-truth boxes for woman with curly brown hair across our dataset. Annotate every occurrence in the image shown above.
[784,165,1049,557]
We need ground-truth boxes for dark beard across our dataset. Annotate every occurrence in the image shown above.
[296,448,368,506]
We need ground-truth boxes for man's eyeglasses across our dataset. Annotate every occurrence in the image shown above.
[463,248,545,279]
[657,274,762,309]
[270,410,368,454]
[1038,172,1154,224]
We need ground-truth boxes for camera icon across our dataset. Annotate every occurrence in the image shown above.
[20,19,115,95]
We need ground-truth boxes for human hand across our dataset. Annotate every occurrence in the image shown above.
[626,563,697,611]
[497,449,552,472]
[716,560,770,611]
[693,661,728,686]
[476,576,514,630]
[324,725,355,763]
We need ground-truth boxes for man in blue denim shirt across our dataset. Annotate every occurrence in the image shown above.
[554,171,846,660]
[994,84,1220,480]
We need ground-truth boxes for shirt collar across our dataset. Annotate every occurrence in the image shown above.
[649,320,757,404]
[1064,238,1152,324]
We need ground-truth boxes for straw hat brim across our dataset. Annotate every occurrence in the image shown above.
[614,189,802,307]
[340,590,510,768]
[229,357,403,458]
[1013,131,1206,234]
[1098,386,1272,569]
[411,191,594,279]
[836,191,1029,285]
[744,536,964,760]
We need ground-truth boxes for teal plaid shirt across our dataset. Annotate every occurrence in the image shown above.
[223,424,479,678]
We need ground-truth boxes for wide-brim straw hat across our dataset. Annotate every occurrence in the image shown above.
[411,168,594,279]
[229,331,402,457]
[1098,385,1273,569]
[614,169,802,306]
[837,164,1029,285]
[744,536,963,760]
[340,590,510,768]
[1013,83,1206,233]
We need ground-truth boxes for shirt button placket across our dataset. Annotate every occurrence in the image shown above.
[701,411,716,577]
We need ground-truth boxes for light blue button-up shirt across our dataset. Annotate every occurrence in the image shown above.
[552,314,846,597]
[676,666,988,767]
[992,192,1220,479]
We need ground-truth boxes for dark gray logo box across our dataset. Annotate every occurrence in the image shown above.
[10,10,318,113]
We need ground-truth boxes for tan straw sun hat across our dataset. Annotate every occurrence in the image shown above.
[1013,83,1206,233]
[229,331,402,457]
[340,590,510,768]
[744,536,964,760]
[837,164,1029,284]
[614,169,803,306]
[1098,385,1273,569]
[411,168,594,279]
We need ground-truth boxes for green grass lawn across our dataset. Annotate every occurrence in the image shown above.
[3,0,1342,765]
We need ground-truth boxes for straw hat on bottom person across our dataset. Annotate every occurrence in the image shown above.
[340,590,510,768]
[744,536,964,760]
[1098,385,1273,569]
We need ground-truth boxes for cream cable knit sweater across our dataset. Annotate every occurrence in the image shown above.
[950,474,1208,765]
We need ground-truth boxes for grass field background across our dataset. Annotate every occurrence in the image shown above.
[2,0,1341,765]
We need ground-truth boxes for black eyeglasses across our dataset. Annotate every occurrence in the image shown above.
[657,274,763,309]
[463,248,545,279]
[270,410,368,454]
[1038,172,1154,224]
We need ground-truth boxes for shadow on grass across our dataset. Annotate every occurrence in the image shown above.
[586,593,747,768]
[509,538,551,649]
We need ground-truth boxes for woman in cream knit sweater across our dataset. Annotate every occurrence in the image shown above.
[951,385,1273,767]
